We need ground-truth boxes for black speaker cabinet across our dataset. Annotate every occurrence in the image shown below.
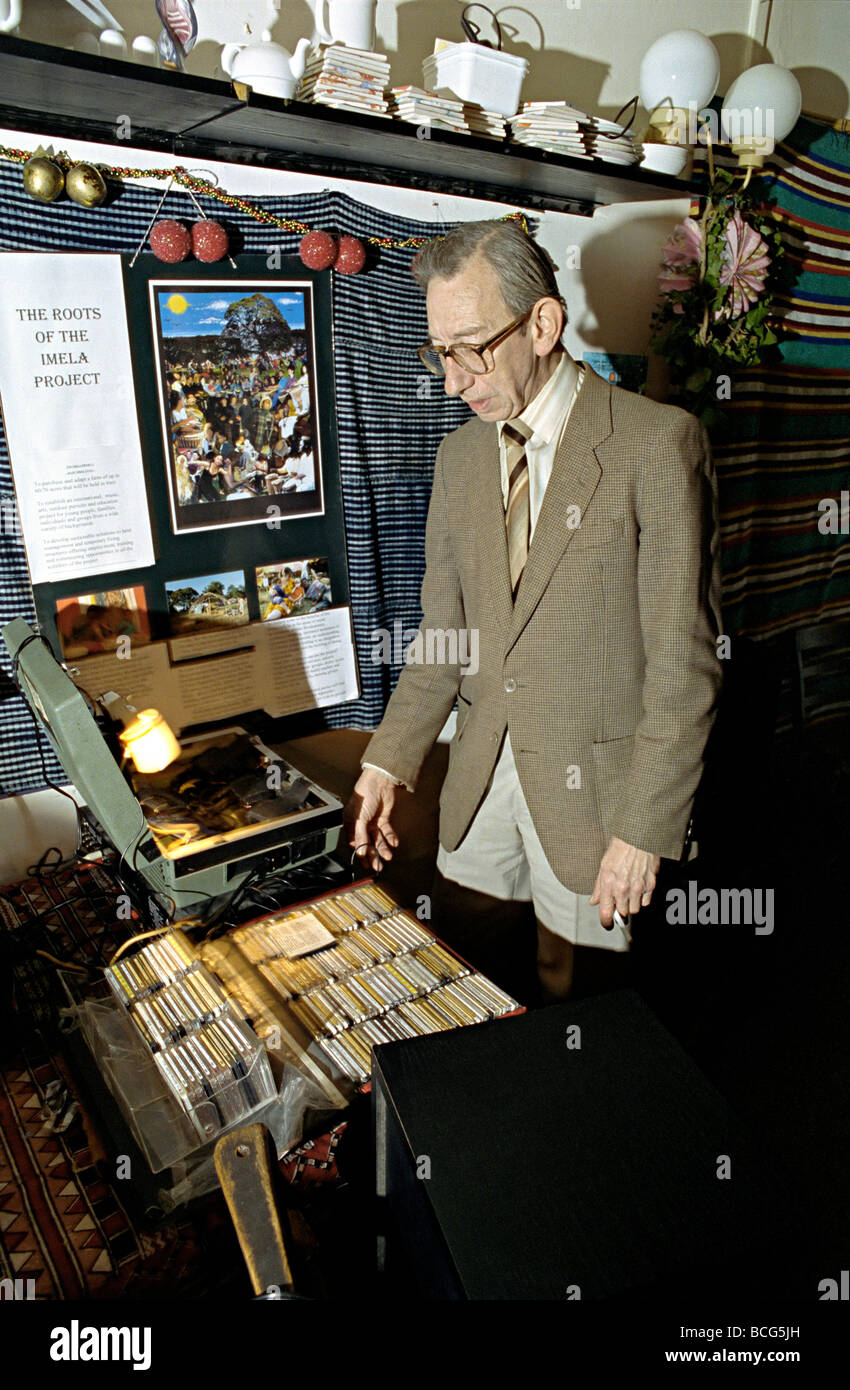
[373,990,808,1301]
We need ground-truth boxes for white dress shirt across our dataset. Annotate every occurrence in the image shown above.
[497,352,584,539]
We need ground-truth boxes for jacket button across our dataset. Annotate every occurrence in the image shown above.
[504,677,516,693]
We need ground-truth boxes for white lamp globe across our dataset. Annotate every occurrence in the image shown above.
[640,29,721,114]
[721,64,802,145]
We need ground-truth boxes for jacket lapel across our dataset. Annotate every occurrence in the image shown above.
[507,366,612,651]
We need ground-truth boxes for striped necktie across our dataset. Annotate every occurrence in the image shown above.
[503,417,533,598]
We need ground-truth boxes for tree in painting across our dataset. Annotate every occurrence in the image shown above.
[220,294,294,364]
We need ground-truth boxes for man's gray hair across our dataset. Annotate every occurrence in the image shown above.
[411,219,565,320]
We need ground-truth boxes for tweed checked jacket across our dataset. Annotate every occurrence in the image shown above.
[363,365,723,893]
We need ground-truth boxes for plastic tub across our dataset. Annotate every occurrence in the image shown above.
[423,42,528,117]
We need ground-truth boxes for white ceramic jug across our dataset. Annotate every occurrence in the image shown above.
[221,30,312,100]
[315,0,376,51]
[0,0,21,33]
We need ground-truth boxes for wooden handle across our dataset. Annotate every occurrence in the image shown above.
[214,1123,295,1297]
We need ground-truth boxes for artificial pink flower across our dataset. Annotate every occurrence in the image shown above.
[716,210,771,319]
[658,216,702,295]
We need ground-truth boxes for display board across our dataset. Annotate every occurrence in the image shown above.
[7,253,358,732]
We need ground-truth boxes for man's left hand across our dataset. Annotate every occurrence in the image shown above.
[589,837,661,929]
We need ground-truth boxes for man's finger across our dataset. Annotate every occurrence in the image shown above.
[353,841,381,873]
[376,818,398,849]
[349,813,372,850]
[598,883,616,928]
[372,830,395,861]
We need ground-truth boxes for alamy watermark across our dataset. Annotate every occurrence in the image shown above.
[818,490,849,534]
[50,1320,151,1370]
[371,621,479,675]
[663,100,777,147]
[0,1277,35,1300]
[666,881,774,935]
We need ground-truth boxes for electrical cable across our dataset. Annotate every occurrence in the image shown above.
[197,851,347,937]
[108,924,178,967]
[17,887,121,920]
[199,863,269,941]
[27,846,66,878]
[34,950,90,976]
[128,829,179,921]
[7,850,151,970]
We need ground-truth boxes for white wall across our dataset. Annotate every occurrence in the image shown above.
[0,785,83,884]
[767,0,850,122]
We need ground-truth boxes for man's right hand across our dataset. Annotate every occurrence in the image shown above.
[343,768,402,873]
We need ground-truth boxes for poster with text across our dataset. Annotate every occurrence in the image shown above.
[0,252,155,583]
[149,280,325,533]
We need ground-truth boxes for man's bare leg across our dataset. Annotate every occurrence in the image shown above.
[536,920,575,1001]
[431,870,539,1004]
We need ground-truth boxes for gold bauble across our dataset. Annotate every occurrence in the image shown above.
[23,156,65,202]
[66,163,108,208]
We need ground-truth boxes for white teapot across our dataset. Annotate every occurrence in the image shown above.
[221,30,312,100]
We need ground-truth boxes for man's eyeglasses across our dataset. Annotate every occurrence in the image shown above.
[418,310,531,377]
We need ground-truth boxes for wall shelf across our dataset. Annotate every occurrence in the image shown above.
[0,35,693,216]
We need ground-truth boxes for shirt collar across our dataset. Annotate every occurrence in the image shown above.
[498,353,579,448]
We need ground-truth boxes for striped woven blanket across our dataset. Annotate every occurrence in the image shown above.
[708,116,850,639]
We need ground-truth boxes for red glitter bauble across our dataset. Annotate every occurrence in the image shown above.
[191,219,229,263]
[299,231,338,270]
[150,220,192,263]
[334,234,366,275]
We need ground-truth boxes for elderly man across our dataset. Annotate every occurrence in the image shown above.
[345,219,722,1000]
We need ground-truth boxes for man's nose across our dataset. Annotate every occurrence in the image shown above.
[442,355,474,397]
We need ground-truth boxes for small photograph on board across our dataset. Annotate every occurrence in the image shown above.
[55,586,151,659]
[149,280,324,533]
[256,557,332,620]
[165,570,248,636]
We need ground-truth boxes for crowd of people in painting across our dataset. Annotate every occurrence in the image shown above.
[166,352,317,506]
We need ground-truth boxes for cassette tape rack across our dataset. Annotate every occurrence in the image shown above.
[103,927,277,1151]
[206,880,523,1088]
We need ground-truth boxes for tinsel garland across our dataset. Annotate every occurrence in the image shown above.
[1,144,528,248]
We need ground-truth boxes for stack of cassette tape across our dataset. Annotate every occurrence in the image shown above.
[104,928,276,1141]
[230,881,520,1085]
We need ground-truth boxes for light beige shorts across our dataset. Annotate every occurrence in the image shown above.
[437,731,628,952]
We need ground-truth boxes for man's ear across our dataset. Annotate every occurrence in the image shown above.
[531,296,565,355]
